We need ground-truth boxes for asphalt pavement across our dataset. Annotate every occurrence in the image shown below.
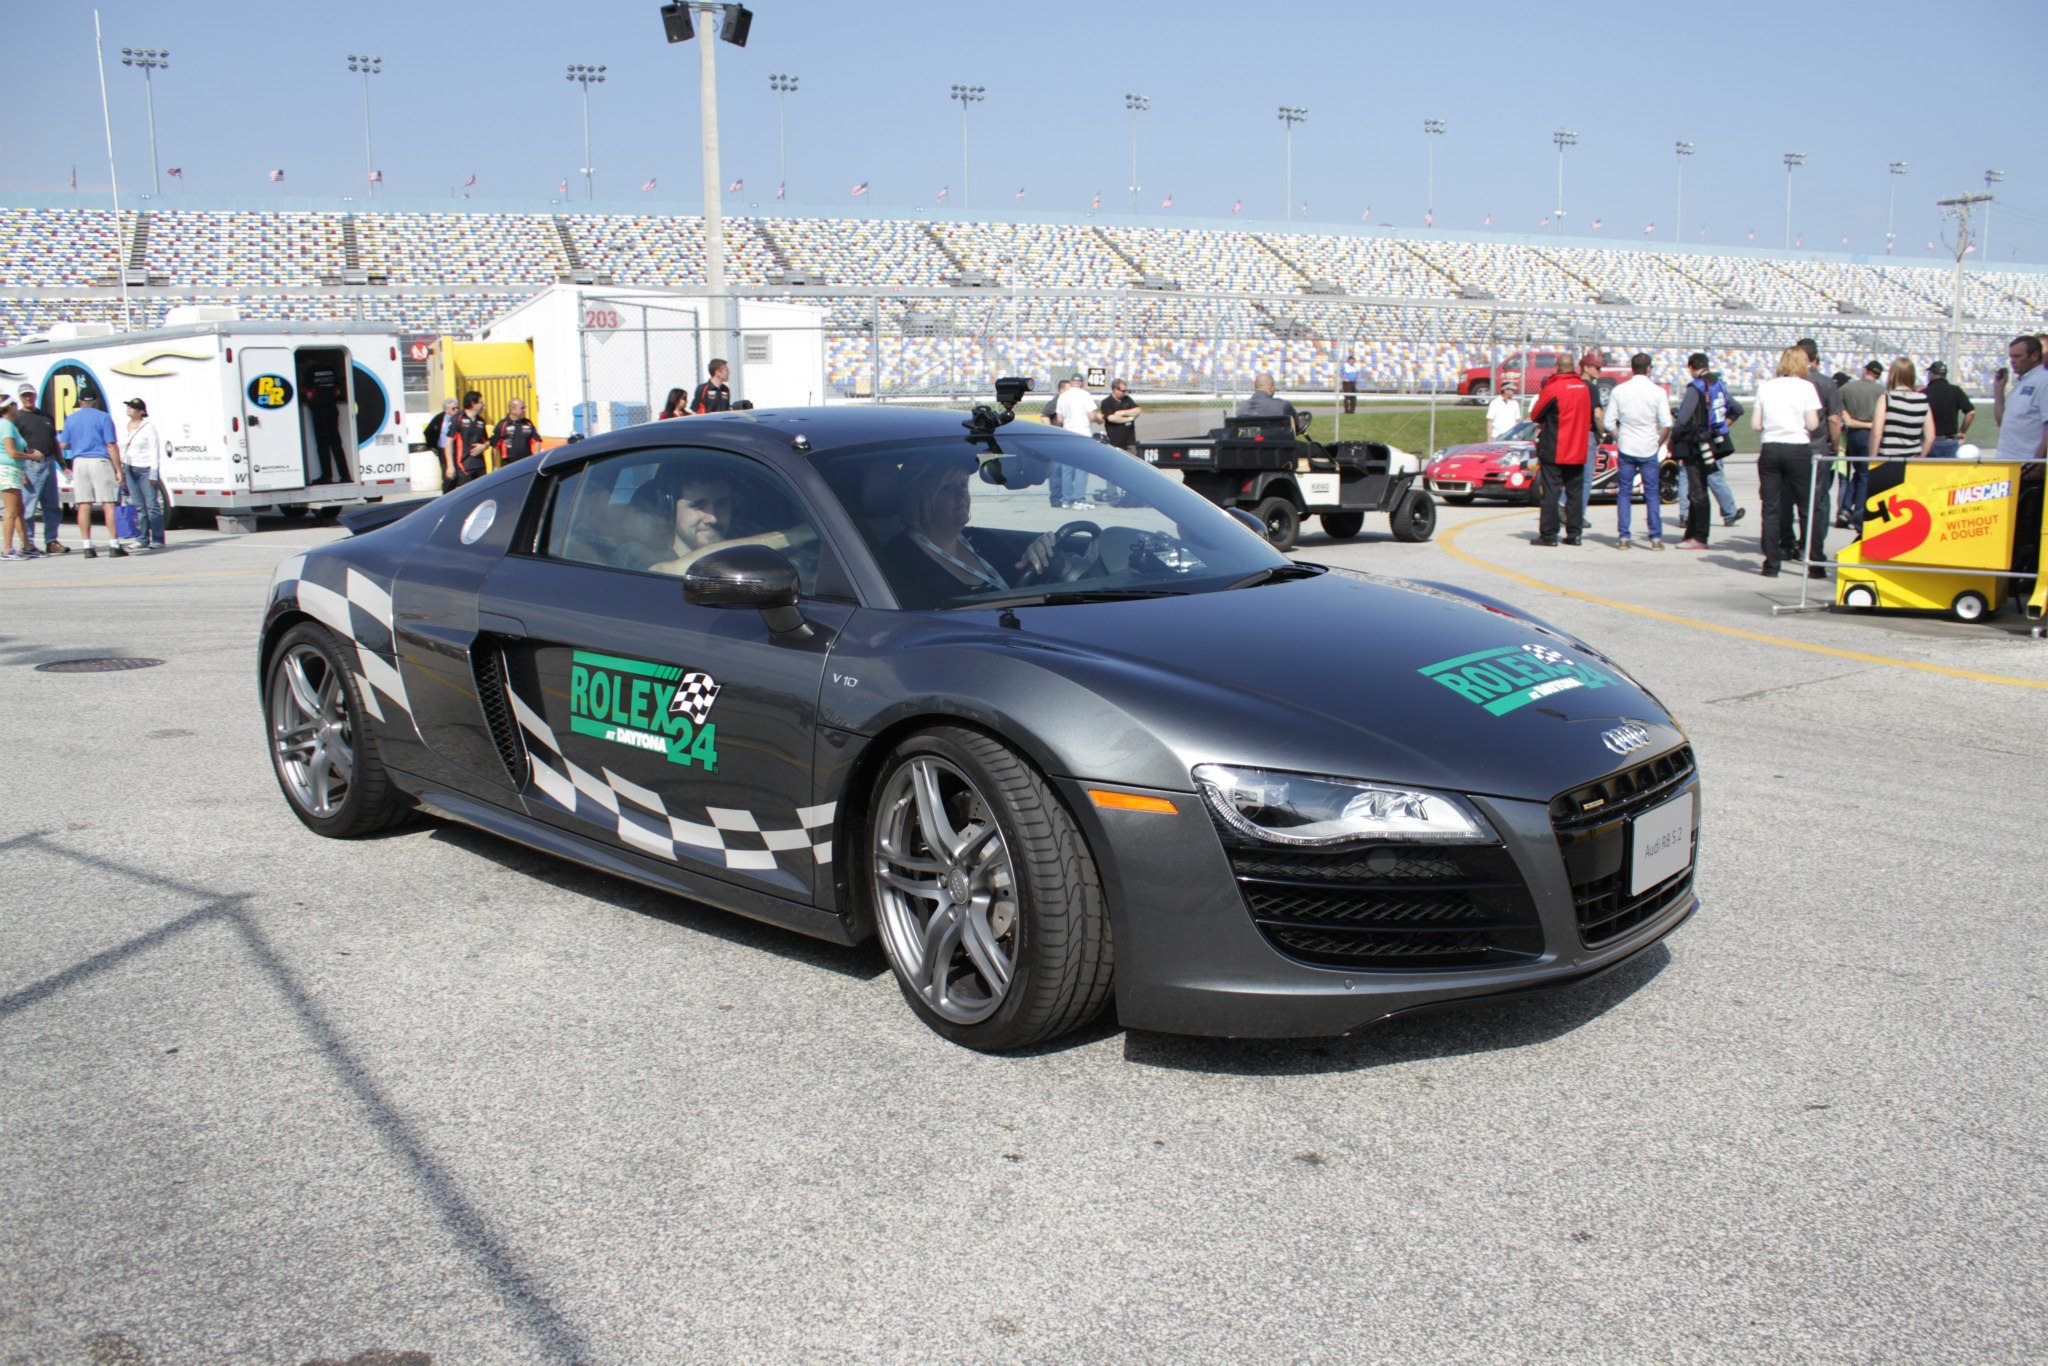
[2,476,2044,1365]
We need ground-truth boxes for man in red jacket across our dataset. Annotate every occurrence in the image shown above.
[1529,354,1597,545]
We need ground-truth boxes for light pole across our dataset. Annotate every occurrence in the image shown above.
[1423,118,1444,227]
[347,54,382,198]
[1983,168,2005,261]
[1674,140,1694,244]
[949,84,983,212]
[1278,106,1307,223]
[1552,128,1577,238]
[566,64,606,201]
[120,47,169,196]
[1782,151,1806,250]
[660,2,753,361]
[1886,160,1908,255]
[769,73,797,202]
[1125,93,1149,215]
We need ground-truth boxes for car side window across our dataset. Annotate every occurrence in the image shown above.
[536,446,839,597]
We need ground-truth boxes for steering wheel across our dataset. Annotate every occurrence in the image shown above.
[1023,519,1102,584]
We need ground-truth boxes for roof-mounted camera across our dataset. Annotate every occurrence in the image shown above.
[967,375,1034,434]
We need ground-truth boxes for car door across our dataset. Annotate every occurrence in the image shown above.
[477,442,851,904]
[238,345,305,491]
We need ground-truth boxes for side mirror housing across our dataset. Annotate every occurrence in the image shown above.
[682,543,810,637]
[1227,507,1266,537]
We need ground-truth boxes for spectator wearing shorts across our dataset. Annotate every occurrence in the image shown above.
[1,394,41,560]
[120,397,169,550]
[59,393,125,558]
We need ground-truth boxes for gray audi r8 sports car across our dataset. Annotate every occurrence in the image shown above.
[260,390,1700,1050]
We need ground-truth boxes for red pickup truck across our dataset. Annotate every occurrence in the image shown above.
[1458,349,1634,401]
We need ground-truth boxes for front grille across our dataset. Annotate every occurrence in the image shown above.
[1221,837,1543,972]
[1550,745,1697,946]
[471,645,525,787]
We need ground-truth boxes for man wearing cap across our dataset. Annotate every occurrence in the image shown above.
[58,393,125,558]
[1486,383,1522,440]
[1054,372,1103,508]
[11,384,64,553]
[1923,360,1974,460]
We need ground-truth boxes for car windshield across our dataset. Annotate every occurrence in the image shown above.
[814,426,1291,610]
[1500,421,1538,442]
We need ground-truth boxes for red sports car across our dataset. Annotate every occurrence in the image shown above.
[1428,423,1675,506]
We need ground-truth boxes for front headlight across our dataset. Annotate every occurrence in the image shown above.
[1194,764,1495,846]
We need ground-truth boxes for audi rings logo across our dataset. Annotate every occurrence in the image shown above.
[1601,723,1652,757]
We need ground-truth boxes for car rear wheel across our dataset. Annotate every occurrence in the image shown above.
[1319,511,1364,539]
[1469,380,1492,399]
[1390,488,1437,542]
[867,726,1112,1051]
[264,622,407,838]
[1250,496,1301,552]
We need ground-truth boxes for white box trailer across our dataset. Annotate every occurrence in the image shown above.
[0,314,410,532]
[475,286,828,439]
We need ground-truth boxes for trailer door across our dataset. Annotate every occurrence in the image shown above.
[239,346,304,492]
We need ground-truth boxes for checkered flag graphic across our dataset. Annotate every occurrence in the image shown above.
[670,672,721,726]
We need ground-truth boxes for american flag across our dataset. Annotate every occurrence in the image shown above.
[850,181,868,196]
[1160,194,1173,208]
[1539,215,1550,227]
[1090,191,1100,210]
[167,167,183,180]
[1013,187,1026,202]
[1795,234,1804,247]
[463,174,477,189]
[1231,199,1242,215]
[267,169,285,182]
[1643,223,1655,235]
[776,182,786,200]
[1425,209,1434,227]
[557,177,567,195]
[369,170,383,184]
[728,178,743,193]
[936,185,948,202]
[1840,235,1849,246]
[1361,206,1372,222]
[642,177,658,192]
[69,165,77,190]
[1747,229,1756,241]
[1590,218,1604,230]
[1483,212,1492,226]
[1924,240,1935,251]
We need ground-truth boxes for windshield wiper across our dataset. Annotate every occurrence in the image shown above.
[1223,563,1326,590]
[973,587,1191,609]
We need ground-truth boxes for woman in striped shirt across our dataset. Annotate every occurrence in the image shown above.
[1871,358,1934,464]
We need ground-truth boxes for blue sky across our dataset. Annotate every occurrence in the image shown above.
[12,0,2043,264]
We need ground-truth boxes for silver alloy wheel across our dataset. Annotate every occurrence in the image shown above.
[270,641,355,819]
[872,755,1019,1025]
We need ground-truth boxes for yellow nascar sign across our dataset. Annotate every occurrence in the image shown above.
[1857,460,2020,573]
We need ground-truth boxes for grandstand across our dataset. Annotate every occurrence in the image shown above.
[4,197,2042,399]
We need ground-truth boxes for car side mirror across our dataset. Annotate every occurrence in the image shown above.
[682,543,811,637]
[1227,507,1265,537]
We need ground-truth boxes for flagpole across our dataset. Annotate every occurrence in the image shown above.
[93,9,131,332]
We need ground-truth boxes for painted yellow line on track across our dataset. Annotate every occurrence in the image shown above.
[0,568,271,592]
[1436,510,2048,693]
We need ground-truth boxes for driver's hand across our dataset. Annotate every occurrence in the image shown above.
[1017,531,1060,574]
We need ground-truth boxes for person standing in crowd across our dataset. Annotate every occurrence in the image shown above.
[1869,356,1933,472]
[446,390,489,488]
[1578,352,1607,523]
[690,360,732,414]
[1098,378,1142,456]
[434,397,463,486]
[1923,360,1974,459]
[0,394,41,561]
[1054,372,1102,509]
[1792,339,1844,566]
[1836,360,1884,532]
[1486,382,1521,440]
[423,397,456,454]
[659,387,689,420]
[1529,356,1593,546]
[1700,370,1747,526]
[1605,353,1669,550]
[119,397,168,551]
[303,357,347,484]
[13,384,64,554]
[59,392,125,558]
[491,397,543,464]
[1669,354,1717,548]
[1994,334,2048,591]
[1338,353,1360,415]
[1749,346,1822,579]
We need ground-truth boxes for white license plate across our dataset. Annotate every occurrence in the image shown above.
[1630,791,1693,895]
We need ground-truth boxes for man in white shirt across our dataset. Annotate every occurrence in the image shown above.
[1053,374,1103,508]
[1486,385,1522,440]
[1604,354,1670,549]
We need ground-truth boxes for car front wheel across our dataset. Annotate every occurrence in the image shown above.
[264,622,407,838]
[867,726,1112,1050]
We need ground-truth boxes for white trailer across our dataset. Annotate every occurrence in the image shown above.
[475,286,828,439]
[0,311,410,532]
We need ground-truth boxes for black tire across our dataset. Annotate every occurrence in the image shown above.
[1445,493,1476,506]
[277,505,310,521]
[1250,496,1301,552]
[866,726,1113,1051]
[1320,511,1364,539]
[314,505,342,521]
[1390,488,1437,542]
[1659,462,1681,503]
[263,621,408,839]
[1468,380,1493,399]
